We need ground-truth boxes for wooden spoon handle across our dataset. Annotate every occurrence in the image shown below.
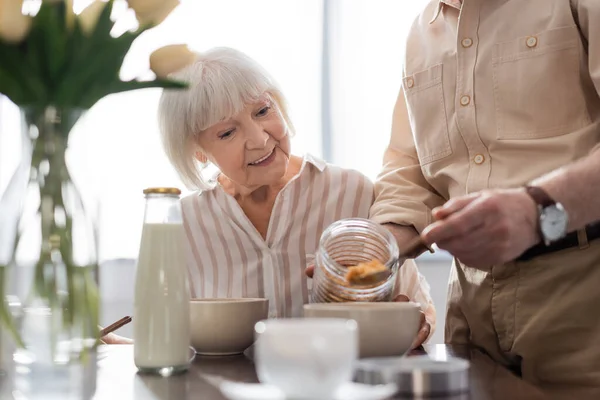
[399,236,428,259]
[100,316,132,337]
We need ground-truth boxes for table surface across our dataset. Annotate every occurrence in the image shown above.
[2,344,597,399]
[97,345,545,400]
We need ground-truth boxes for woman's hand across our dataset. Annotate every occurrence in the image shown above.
[394,294,430,349]
[305,263,315,278]
[305,253,316,278]
[100,332,133,345]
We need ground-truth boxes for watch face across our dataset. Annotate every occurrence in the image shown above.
[540,204,568,242]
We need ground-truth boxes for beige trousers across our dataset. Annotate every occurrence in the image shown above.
[445,238,600,387]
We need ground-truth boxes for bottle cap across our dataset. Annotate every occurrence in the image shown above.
[143,187,181,195]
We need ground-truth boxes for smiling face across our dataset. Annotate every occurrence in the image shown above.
[196,95,292,190]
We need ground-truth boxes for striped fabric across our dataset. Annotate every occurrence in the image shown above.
[181,154,436,331]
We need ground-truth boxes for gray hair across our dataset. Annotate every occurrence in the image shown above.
[158,47,294,190]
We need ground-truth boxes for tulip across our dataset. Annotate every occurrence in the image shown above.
[78,0,106,34]
[127,0,179,27]
[0,0,32,43]
[149,44,196,79]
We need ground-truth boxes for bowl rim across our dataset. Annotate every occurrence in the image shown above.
[190,297,268,304]
[255,317,358,333]
[303,302,421,312]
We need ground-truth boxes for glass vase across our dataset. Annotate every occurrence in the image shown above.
[0,106,99,399]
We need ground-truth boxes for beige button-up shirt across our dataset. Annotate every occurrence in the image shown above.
[371,0,600,233]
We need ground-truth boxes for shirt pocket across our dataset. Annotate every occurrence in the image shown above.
[403,64,452,165]
[492,25,590,140]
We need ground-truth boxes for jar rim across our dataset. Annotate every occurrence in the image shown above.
[316,218,400,286]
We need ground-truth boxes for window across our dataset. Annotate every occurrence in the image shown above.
[0,0,446,261]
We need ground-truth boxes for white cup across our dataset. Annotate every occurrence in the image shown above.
[254,318,358,399]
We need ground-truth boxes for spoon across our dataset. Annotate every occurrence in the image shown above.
[346,236,428,286]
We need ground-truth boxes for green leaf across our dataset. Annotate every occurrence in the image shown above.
[61,0,115,76]
[113,78,188,92]
[0,43,46,105]
[0,267,26,348]
[0,65,28,104]
[61,31,142,107]
[57,3,141,106]
[80,78,188,109]
[84,269,100,341]
[0,292,25,348]
[42,3,68,84]
[90,0,116,42]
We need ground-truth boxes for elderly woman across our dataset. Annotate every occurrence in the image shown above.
[104,47,436,346]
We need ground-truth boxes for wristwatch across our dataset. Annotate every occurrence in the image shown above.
[524,186,568,246]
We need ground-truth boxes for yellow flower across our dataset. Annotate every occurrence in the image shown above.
[127,0,179,27]
[149,44,196,79]
[78,0,106,34]
[0,0,32,43]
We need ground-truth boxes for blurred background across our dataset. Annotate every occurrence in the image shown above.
[0,0,451,343]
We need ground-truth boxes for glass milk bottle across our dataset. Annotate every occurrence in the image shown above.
[134,187,190,375]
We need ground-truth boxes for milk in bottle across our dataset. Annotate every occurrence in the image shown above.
[133,187,190,375]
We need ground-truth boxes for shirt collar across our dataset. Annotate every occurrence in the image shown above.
[302,153,327,172]
[442,0,462,9]
[430,0,462,24]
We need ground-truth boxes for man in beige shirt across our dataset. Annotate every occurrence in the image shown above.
[371,0,600,387]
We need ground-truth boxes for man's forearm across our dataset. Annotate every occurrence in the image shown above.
[532,148,600,231]
[383,223,429,259]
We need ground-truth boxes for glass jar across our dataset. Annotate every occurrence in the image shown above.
[311,218,399,303]
[133,187,190,376]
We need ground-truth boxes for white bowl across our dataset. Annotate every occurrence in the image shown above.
[303,302,421,358]
[254,318,358,399]
[190,298,268,355]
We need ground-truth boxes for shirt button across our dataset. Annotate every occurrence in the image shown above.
[460,95,471,106]
[526,36,538,48]
[406,77,415,88]
[461,38,473,48]
[473,154,485,164]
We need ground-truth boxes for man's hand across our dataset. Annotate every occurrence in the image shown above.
[421,188,540,269]
[394,294,430,349]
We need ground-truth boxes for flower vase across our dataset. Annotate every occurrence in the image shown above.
[0,106,99,399]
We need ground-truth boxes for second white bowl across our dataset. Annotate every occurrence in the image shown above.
[303,302,421,358]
